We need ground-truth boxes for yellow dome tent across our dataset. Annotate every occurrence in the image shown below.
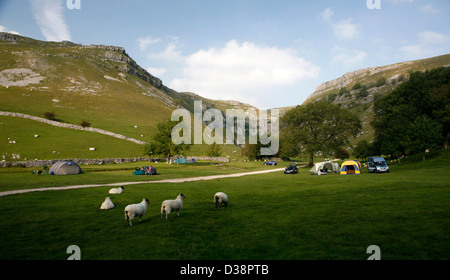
[340,160,362,175]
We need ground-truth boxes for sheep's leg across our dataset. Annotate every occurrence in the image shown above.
[139,215,142,223]
[177,210,180,217]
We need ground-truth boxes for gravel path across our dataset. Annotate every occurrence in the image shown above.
[0,167,288,197]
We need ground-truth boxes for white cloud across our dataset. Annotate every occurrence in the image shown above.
[331,45,367,67]
[420,4,440,14]
[137,36,160,51]
[168,40,320,105]
[0,25,20,35]
[334,19,359,40]
[148,41,184,62]
[319,7,334,23]
[398,31,449,60]
[386,0,414,4]
[30,0,71,42]
[146,67,166,77]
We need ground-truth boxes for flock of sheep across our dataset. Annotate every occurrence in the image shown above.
[100,186,229,226]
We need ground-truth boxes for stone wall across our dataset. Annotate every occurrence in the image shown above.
[0,156,230,168]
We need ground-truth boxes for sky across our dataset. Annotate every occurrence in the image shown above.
[0,0,449,109]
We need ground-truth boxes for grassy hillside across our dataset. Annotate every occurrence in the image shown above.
[0,116,144,160]
[0,35,175,140]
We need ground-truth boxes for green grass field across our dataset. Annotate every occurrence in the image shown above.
[0,152,448,260]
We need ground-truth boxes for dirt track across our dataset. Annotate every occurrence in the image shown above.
[0,167,288,197]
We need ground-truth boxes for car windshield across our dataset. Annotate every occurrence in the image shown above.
[374,161,386,167]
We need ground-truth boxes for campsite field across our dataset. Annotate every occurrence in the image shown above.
[0,152,449,260]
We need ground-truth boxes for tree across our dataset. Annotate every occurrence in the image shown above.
[334,148,349,161]
[80,120,91,128]
[207,142,221,158]
[144,120,190,163]
[372,67,450,157]
[44,112,56,120]
[353,140,375,161]
[405,115,443,160]
[281,101,361,166]
[240,142,260,160]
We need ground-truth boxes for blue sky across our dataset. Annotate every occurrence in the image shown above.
[0,0,449,108]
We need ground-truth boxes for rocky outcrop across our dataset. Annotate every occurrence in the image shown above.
[81,44,163,89]
[305,62,413,102]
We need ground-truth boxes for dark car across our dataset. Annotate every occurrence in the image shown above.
[264,161,277,166]
[284,163,298,174]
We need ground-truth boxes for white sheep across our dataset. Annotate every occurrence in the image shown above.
[214,192,229,208]
[109,186,124,194]
[124,198,149,226]
[100,197,115,210]
[160,194,185,220]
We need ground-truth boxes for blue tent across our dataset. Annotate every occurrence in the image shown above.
[188,158,197,163]
[174,158,187,164]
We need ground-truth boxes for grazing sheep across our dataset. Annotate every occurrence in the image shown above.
[214,192,229,208]
[100,197,115,210]
[124,199,149,226]
[109,186,124,194]
[160,194,185,220]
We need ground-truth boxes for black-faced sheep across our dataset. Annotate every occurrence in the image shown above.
[124,198,149,226]
[160,194,185,220]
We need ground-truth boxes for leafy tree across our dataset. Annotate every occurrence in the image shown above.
[405,115,443,160]
[44,112,56,120]
[353,140,375,161]
[80,120,91,128]
[334,148,349,161]
[281,101,361,166]
[278,134,301,160]
[240,142,260,160]
[372,67,450,157]
[207,142,222,158]
[144,120,190,163]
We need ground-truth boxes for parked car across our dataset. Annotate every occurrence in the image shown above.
[264,161,277,166]
[284,163,298,174]
[367,157,389,173]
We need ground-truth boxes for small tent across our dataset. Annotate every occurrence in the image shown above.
[49,161,82,175]
[188,158,197,163]
[340,160,362,175]
[309,161,340,174]
[174,158,187,164]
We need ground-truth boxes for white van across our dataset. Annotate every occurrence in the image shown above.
[367,157,389,173]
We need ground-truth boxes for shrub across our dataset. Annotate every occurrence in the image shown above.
[376,77,387,87]
[80,120,91,128]
[352,83,362,90]
[44,112,56,120]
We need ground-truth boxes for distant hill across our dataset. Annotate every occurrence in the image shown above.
[301,54,450,144]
